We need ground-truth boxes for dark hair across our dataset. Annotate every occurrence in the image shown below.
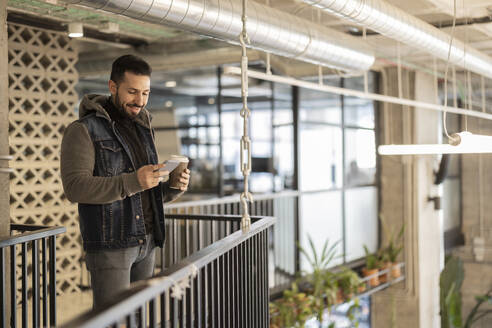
[110,55,152,83]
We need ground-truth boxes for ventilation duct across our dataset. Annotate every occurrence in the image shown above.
[63,0,374,72]
[303,0,492,79]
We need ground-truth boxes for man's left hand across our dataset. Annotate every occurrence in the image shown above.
[179,169,191,191]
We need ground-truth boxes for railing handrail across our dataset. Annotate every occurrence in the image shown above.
[0,225,66,248]
[165,189,301,209]
[62,215,276,328]
[165,186,377,209]
[165,213,266,221]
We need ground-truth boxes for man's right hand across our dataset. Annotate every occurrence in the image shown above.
[137,164,169,190]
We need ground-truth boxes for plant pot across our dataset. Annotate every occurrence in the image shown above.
[358,284,367,293]
[362,267,380,287]
[344,291,354,301]
[391,262,401,278]
[379,262,391,283]
[336,288,344,304]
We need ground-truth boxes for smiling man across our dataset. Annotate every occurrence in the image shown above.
[60,55,190,310]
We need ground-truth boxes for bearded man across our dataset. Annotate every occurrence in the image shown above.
[60,55,190,309]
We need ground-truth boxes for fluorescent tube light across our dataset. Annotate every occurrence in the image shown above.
[378,132,492,155]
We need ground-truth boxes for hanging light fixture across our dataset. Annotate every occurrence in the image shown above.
[68,23,83,38]
[378,132,492,155]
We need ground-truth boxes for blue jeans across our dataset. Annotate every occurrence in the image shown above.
[85,234,156,310]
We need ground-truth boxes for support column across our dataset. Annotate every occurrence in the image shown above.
[372,68,441,328]
[414,71,441,328]
[0,0,11,323]
[0,0,9,237]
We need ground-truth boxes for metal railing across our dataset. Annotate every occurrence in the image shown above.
[164,190,299,292]
[62,214,275,328]
[77,190,298,292]
[0,224,66,328]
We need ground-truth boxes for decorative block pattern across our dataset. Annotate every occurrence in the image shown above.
[8,23,81,296]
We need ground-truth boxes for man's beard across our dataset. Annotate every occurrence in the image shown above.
[112,89,142,120]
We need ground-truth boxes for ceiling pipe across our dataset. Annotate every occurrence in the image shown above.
[62,0,374,72]
[303,0,492,79]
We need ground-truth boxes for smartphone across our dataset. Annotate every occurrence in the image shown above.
[157,159,180,172]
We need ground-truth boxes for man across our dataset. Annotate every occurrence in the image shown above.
[60,55,190,309]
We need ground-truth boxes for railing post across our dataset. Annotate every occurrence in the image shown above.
[32,239,40,328]
[49,236,57,327]
[10,245,16,328]
[0,247,5,328]
[292,85,301,274]
[21,242,27,328]
[266,229,271,326]
[160,292,167,328]
[42,238,48,328]
[253,234,259,328]
[232,246,238,327]
[224,252,229,327]
[246,238,251,327]
[185,283,191,328]
[240,242,245,326]
[149,298,157,328]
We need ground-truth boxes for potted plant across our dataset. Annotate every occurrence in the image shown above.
[323,269,339,306]
[380,216,405,279]
[377,252,388,284]
[298,235,342,323]
[337,268,363,301]
[362,245,380,287]
[270,282,315,328]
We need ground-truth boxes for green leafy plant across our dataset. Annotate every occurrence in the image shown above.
[298,235,342,322]
[337,268,363,299]
[347,297,361,328]
[440,256,464,328]
[270,282,315,328]
[363,245,380,270]
[322,270,339,306]
[271,236,367,327]
[463,290,492,328]
[440,255,492,328]
[380,216,405,263]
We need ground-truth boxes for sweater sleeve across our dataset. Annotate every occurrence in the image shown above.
[60,122,144,204]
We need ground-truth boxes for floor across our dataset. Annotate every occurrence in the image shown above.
[11,290,93,327]
[57,290,93,325]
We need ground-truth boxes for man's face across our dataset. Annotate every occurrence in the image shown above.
[109,71,150,118]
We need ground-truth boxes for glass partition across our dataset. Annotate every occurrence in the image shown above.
[298,72,378,268]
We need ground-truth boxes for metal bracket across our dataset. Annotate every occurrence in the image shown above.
[0,155,13,161]
[0,168,14,174]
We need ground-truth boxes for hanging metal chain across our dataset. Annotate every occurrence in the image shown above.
[239,0,253,231]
